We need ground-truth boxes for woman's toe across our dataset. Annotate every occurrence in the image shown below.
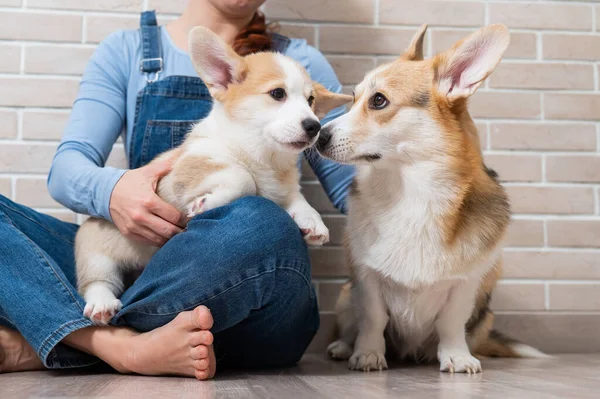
[195,369,211,380]
[176,306,214,331]
[190,345,209,360]
[191,306,213,330]
[194,358,210,371]
[189,330,213,347]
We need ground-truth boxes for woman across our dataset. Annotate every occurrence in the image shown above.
[0,0,353,380]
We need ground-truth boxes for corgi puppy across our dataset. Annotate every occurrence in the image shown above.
[318,24,547,373]
[75,26,352,325]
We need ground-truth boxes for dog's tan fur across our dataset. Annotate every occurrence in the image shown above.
[75,27,351,325]
[320,24,547,373]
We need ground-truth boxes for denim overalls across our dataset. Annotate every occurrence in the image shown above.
[130,11,291,169]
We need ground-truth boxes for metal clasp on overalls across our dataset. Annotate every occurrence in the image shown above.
[140,58,163,83]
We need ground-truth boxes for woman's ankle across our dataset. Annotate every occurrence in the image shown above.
[0,327,44,373]
[62,326,139,374]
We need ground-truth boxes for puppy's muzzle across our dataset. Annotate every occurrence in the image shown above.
[302,118,321,139]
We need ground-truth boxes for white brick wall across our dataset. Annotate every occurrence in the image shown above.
[1,0,600,354]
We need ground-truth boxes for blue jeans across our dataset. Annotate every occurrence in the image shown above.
[0,194,319,370]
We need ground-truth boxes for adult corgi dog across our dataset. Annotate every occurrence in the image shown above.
[75,27,352,325]
[317,24,547,373]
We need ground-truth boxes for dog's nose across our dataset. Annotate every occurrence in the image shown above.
[317,126,332,150]
[302,118,321,138]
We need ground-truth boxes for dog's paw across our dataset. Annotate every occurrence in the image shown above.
[439,351,482,374]
[327,340,353,360]
[349,351,388,372]
[84,298,122,326]
[292,212,329,246]
[186,194,211,218]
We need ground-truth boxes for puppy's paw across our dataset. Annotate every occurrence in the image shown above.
[84,298,122,326]
[349,351,388,372]
[292,212,329,246]
[327,340,353,360]
[186,194,211,218]
[439,351,482,374]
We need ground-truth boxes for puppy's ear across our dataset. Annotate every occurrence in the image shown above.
[312,83,353,119]
[433,24,509,102]
[401,24,428,61]
[189,26,248,99]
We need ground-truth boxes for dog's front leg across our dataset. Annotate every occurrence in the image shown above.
[435,279,481,374]
[185,167,256,217]
[349,268,388,371]
[286,191,329,246]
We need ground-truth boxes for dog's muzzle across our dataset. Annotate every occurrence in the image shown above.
[316,126,332,151]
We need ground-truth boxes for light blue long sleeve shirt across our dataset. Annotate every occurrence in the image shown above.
[48,28,354,221]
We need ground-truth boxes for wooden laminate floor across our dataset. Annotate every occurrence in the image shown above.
[1,354,598,398]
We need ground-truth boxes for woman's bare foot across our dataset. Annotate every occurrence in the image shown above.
[65,305,216,380]
[124,306,216,379]
[0,326,44,373]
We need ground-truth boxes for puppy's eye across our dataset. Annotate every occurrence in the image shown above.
[269,88,286,101]
[307,95,315,107]
[369,92,389,110]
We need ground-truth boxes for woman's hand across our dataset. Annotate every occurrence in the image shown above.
[109,160,188,246]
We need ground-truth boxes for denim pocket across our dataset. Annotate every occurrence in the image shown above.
[141,120,196,165]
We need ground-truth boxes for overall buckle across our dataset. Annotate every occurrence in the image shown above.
[140,57,163,83]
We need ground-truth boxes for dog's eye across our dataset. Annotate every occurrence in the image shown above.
[369,92,389,110]
[269,88,286,101]
[307,95,315,107]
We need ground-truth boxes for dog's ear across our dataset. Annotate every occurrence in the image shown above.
[401,24,427,61]
[433,24,509,102]
[312,83,353,119]
[189,27,248,99]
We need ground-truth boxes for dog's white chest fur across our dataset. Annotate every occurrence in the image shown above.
[347,165,469,288]
[348,193,460,355]
[381,278,455,355]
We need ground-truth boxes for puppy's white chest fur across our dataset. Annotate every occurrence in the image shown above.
[182,130,297,208]
[250,161,298,206]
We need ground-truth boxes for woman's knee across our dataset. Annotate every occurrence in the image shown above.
[220,196,304,243]
[186,196,310,273]
[0,193,12,215]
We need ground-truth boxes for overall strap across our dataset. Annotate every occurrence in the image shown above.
[270,32,291,53]
[139,11,163,83]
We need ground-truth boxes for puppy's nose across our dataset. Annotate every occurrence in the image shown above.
[302,118,321,138]
[317,126,332,150]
